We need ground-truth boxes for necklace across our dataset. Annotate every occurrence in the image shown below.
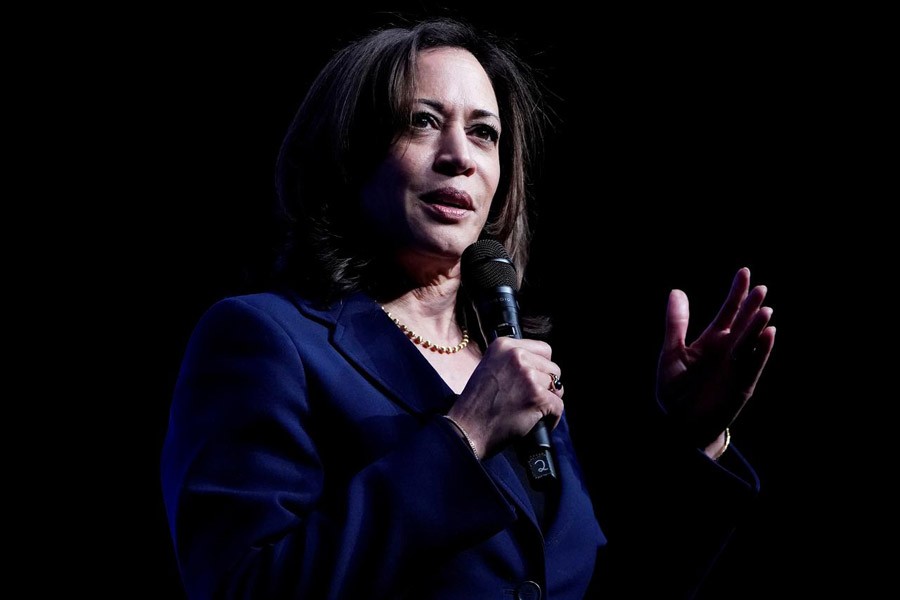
[381,306,470,354]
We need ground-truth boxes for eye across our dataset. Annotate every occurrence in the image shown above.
[471,124,500,143]
[410,112,438,129]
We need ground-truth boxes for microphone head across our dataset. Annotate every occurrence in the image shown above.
[461,239,518,290]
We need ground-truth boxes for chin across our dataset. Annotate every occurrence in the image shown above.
[414,226,477,253]
[410,236,473,264]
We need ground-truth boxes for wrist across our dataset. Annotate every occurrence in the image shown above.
[703,427,731,461]
[443,414,482,460]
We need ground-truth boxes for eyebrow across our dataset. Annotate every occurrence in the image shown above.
[415,98,500,122]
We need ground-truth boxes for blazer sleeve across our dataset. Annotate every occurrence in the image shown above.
[160,298,517,600]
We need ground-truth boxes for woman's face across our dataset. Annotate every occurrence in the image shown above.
[360,47,501,270]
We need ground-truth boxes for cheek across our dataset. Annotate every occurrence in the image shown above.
[391,145,430,186]
[362,154,410,208]
[360,173,397,229]
[359,153,422,234]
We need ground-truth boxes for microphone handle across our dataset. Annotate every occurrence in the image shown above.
[478,289,559,489]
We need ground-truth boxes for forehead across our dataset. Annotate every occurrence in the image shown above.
[414,47,499,113]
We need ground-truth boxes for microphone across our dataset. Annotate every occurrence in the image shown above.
[461,239,558,488]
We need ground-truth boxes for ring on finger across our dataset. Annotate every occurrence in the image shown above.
[548,372,563,391]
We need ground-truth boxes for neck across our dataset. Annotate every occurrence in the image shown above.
[381,279,459,327]
[378,262,466,343]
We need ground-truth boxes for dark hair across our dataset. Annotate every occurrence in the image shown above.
[274,18,549,303]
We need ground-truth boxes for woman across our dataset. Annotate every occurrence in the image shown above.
[161,18,775,599]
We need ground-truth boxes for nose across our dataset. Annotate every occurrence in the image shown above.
[433,126,476,177]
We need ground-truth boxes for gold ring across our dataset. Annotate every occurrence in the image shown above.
[549,373,563,391]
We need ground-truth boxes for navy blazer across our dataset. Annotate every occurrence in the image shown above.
[162,291,759,599]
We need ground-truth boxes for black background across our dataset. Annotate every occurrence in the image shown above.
[58,3,888,597]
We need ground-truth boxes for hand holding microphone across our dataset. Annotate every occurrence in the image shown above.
[448,240,561,488]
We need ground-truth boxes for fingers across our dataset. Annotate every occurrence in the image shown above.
[751,326,776,387]
[548,372,564,393]
[724,267,774,391]
[491,336,554,360]
[454,337,565,456]
[731,304,772,359]
[732,311,776,394]
[503,341,564,397]
[663,289,690,351]
[529,367,565,429]
[708,267,750,333]
[730,284,768,338]
[498,338,563,404]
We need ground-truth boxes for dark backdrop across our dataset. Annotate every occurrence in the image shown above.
[85,3,886,597]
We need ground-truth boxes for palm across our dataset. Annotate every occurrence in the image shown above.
[656,268,776,446]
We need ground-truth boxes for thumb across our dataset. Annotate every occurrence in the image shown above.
[663,289,689,352]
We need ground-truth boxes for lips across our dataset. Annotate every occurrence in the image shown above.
[420,187,474,210]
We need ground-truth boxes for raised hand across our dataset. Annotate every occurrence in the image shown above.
[656,267,776,448]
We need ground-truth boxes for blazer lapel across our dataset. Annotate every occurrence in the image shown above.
[482,454,540,531]
[292,291,455,416]
[290,291,540,530]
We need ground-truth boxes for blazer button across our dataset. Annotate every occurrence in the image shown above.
[516,580,542,600]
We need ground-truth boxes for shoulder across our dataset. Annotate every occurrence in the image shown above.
[196,291,320,335]
[177,292,325,370]
[195,289,377,340]
[211,291,303,320]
